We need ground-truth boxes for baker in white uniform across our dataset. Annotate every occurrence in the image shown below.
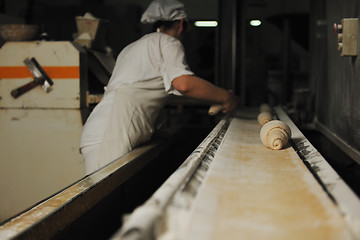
[80,0,238,175]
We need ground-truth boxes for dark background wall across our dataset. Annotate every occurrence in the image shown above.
[310,0,360,154]
[0,0,219,84]
[0,0,310,97]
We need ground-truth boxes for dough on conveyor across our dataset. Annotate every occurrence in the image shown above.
[257,111,272,126]
[260,120,291,150]
[259,103,271,113]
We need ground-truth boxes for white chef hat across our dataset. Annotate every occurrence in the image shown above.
[141,0,187,24]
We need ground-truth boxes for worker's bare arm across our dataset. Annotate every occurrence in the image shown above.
[172,75,238,113]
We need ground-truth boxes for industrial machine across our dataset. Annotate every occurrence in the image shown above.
[0,40,88,221]
[0,10,118,222]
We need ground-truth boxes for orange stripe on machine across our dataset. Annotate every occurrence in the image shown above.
[0,66,80,79]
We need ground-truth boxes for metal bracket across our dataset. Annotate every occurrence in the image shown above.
[24,57,54,92]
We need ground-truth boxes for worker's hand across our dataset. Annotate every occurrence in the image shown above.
[222,90,238,113]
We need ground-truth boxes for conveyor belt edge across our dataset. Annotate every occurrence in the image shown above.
[275,106,360,239]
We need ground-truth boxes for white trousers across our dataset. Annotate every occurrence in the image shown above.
[81,143,101,175]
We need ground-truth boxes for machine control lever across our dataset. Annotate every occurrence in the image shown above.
[11,77,44,98]
[11,57,54,98]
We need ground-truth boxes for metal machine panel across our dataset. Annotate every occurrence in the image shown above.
[0,108,84,222]
[0,41,81,109]
[0,41,86,222]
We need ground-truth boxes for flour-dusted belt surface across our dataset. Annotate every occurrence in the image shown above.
[112,108,360,240]
[184,116,352,240]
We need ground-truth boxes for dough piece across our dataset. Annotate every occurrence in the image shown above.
[259,103,271,113]
[257,112,272,126]
[208,104,224,115]
[260,120,291,150]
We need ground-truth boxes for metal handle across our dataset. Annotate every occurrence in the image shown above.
[10,78,43,99]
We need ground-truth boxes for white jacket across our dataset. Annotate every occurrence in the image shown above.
[80,32,193,172]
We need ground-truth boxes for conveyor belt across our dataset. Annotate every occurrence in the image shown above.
[183,117,350,239]
[113,107,360,240]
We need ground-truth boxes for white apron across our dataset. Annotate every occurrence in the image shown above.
[96,79,168,171]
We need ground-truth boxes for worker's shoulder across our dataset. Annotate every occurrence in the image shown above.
[143,32,181,46]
